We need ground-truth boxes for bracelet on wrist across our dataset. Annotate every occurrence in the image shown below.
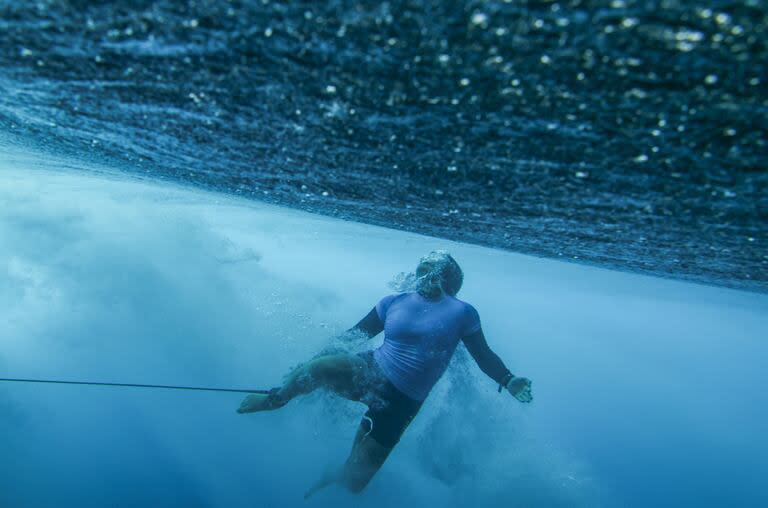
[498,372,515,393]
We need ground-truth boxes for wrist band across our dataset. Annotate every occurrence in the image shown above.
[498,372,514,393]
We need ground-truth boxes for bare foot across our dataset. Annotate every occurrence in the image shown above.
[236,389,286,413]
[304,467,339,500]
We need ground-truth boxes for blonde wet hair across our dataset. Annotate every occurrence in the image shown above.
[389,250,463,297]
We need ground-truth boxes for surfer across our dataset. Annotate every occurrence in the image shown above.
[236,250,533,496]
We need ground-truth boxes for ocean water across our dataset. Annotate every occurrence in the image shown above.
[1,1,767,507]
[0,0,766,289]
[1,149,767,508]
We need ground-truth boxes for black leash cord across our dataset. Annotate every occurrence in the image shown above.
[0,377,268,394]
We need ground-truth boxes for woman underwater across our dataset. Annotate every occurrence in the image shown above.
[237,251,533,496]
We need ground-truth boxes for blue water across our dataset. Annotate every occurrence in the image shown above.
[1,1,767,506]
[0,0,766,290]
[1,151,767,507]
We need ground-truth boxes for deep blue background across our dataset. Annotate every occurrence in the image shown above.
[0,0,766,290]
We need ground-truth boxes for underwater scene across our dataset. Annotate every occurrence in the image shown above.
[1,1,766,507]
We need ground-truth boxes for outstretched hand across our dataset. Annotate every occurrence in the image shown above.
[506,377,533,403]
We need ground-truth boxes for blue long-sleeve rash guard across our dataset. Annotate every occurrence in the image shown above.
[351,293,512,401]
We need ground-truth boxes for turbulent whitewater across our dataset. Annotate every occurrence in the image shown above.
[1,150,766,508]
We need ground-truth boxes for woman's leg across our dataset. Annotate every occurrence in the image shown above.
[334,384,422,493]
[279,353,367,401]
[339,422,393,493]
[304,422,393,499]
[237,353,367,413]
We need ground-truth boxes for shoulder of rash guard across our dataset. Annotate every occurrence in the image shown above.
[462,301,482,335]
[375,293,409,320]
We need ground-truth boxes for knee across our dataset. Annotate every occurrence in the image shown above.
[306,357,332,381]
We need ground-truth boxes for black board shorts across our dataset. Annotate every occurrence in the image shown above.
[356,350,423,449]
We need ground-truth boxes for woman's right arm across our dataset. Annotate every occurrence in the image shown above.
[462,329,512,387]
[462,329,533,403]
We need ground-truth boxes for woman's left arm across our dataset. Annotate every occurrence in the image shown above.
[349,307,384,338]
[312,306,384,359]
